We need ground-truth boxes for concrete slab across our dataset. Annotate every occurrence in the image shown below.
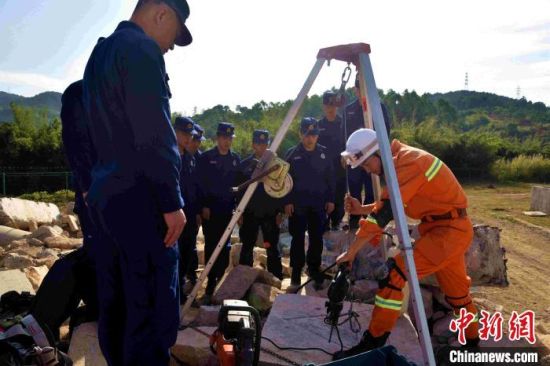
[0,225,31,247]
[0,269,34,296]
[212,265,259,304]
[260,294,424,365]
[68,322,107,366]
[531,186,550,214]
[171,326,219,366]
[523,211,547,217]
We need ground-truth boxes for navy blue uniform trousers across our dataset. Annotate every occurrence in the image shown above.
[289,206,326,271]
[178,213,198,287]
[203,213,232,295]
[91,185,179,366]
[239,211,283,279]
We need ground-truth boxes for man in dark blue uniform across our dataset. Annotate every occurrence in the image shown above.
[237,130,283,280]
[197,122,240,303]
[174,117,200,298]
[188,123,205,156]
[318,91,346,231]
[285,118,335,289]
[81,1,192,364]
[59,79,99,320]
[344,76,392,229]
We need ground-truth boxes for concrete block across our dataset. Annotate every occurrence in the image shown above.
[212,265,259,304]
[28,225,63,241]
[193,305,221,327]
[0,269,34,296]
[260,294,424,365]
[171,327,218,366]
[24,265,49,291]
[531,186,550,214]
[1,253,34,269]
[68,322,107,366]
[0,198,60,230]
[256,269,282,289]
[44,236,83,250]
[247,283,281,312]
[0,225,31,247]
[62,214,80,232]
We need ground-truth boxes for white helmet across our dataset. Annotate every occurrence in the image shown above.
[341,128,379,169]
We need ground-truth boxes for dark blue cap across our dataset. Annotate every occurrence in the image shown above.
[163,0,193,46]
[300,117,319,136]
[323,91,338,105]
[174,116,196,134]
[253,130,270,144]
[193,123,205,141]
[217,122,235,137]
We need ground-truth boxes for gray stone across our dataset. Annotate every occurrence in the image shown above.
[408,287,434,330]
[531,186,550,214]
[212,265,259,304]
[36,247,58,259]
[261,294,425,365]
[247,283,281,312]
[33,256,57,269]
[171,327,219,366]
[256,269,282,289]
[44,236,83,250]
[68,322,107,366]
[0,225,31,247]
[24,266,49,291]
[193,305,221,327]
[27,238,44,247]
[1,253,34,269]
[0,198,60,230]
[0,269,34,296]
[28,225,63,241]
[62,214,80,232]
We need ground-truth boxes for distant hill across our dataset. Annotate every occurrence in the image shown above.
[0,91,62,123]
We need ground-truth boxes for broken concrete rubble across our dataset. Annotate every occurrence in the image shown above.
[247,283,281,312]
[24,265,49,291]
[0,225,31,246]
[0,197,61,230]
[44,236,83,250]
[1,253,34,269]
[531,186,550,214]
[193,305,221,327]
[256,269,282,289]
[0,269,34,296]
[171,327,218,366]
[28,225,64,241]
[61,214,80,232]
[212,265,259,304]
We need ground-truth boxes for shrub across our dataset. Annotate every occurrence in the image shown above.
[491,155,550,182]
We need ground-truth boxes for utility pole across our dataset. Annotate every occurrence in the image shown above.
[464,72,469,90]
[516,86,521,99]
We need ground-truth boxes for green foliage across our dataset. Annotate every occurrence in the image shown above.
[19,189,75,207]
[491,155,550,183]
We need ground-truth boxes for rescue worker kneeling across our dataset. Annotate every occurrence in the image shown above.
[333,128,479,360]
[284,117,335,290]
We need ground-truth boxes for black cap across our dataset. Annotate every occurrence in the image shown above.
[253,130,270,144]
[217,122,235,137]
[323,91,339,106]
[193,123,205,141]
[164,0,192,46]
[300,117,319,136]
[174,116,196,134]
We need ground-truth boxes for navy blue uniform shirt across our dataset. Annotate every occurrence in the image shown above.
[237,155,282,217]
[180,151,199,216]
[318,115,345,177]
[60,80,97,214]
[197,147,240,215]
[284,144,335,208]
[82,21,183,213]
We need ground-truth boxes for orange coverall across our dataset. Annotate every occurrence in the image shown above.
[357,140,479,341]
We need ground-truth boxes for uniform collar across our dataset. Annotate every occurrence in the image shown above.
[298,143,318,153]
[116,21,146,35]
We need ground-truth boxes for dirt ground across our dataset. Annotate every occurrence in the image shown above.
[464,183,550,343]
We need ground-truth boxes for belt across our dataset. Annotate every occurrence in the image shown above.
[421,208,467,223]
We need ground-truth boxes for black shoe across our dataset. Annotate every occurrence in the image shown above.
[332,331,390,360]
[307,267,325,290]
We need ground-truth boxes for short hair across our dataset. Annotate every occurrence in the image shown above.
[134,0,163,13]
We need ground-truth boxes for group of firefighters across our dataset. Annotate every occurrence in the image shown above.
[58,0,480,364]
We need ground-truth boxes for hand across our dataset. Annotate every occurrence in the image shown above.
[336,251,355,268]
[344,194,363,215]
[196,214,202,227]
[275,213,283,226]
[202,207,211,221]
[325,202,335,215]
[284,204,294,217]
[163,209,186,247]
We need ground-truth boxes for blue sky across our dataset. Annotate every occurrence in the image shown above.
[1,0,549,114]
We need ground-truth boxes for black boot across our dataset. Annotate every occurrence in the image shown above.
[333,331,390,360]
[307,267,325,290]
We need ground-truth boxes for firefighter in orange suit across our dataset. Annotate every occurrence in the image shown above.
[333,128,479,360]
